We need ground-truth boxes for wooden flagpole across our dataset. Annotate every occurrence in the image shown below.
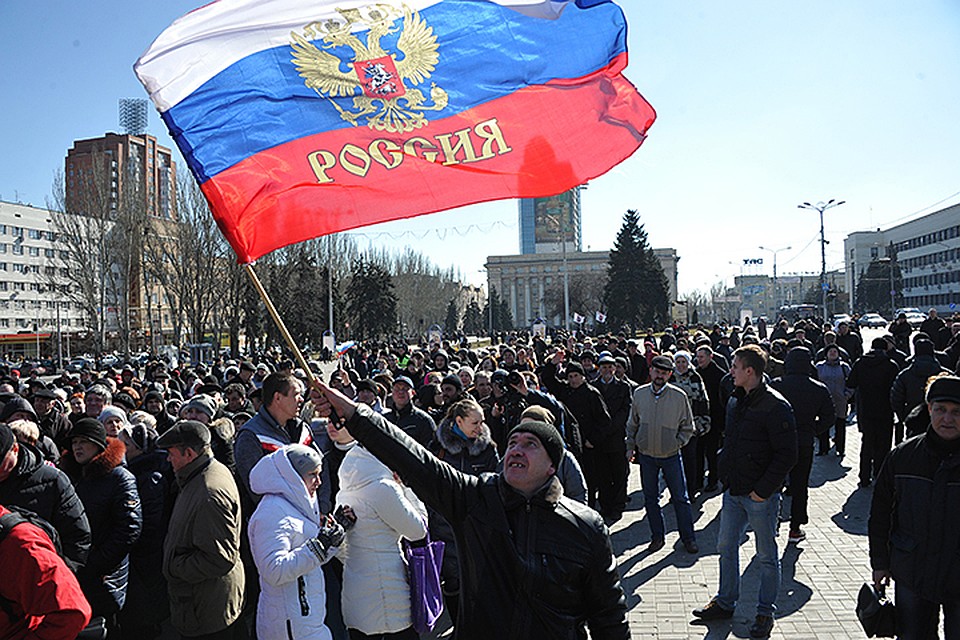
[243,263,317,388]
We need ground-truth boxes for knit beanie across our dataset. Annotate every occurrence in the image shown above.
[508,420,564,469]
[70,418,108,452]
[99,405,128,426]
[0,423,14,459]
[287,444,323,477]
[442,374,463,392]
[0,395,37,423]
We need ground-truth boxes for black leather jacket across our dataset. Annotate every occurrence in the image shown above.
[869,429,960,601]
[719,383,797,498]
[347,405,628,640]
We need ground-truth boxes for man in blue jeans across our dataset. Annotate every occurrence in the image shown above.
[693,345,797,639]
[625,354,698,554]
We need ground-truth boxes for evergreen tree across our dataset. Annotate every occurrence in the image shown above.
[603,210,670,332]
[444,298,460,335]
[462,300,484,335]
[482,286,514,332]
[344,256,398,339]
[855,258,903,317]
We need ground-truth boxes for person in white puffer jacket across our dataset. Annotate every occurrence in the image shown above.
[327,418,428,639]
[249,444,348,640]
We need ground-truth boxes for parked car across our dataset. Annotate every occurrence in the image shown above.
[831,313,853,328]
[903,311,926,329]
[859,313,888,328]
[65,357,94,372]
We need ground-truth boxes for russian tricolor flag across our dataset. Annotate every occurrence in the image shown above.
[135,0,655,263]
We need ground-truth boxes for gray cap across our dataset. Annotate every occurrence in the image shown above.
[157,420,211,451]
[287,444,323,477]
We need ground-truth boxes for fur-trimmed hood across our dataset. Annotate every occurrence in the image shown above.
[60,436,127,481]
[436,415,495,457]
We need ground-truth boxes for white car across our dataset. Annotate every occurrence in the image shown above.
[859,313,887,328]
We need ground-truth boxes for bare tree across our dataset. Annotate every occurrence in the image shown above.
[46,167,116,359]
[141,176,226,348]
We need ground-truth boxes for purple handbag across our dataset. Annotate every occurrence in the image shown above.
[402,532,446,633]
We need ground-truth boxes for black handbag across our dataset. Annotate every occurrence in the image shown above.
[856,582,897,638]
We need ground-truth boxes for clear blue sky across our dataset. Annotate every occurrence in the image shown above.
[2,0,958,296]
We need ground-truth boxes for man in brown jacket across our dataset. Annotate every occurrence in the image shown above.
[159,421,245,639]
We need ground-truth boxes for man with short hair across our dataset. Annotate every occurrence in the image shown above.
[869,375,960,639]
[314,385,630,639]
[382,376,436,447]
[695,345,726,491]
[159,421,245,640]
[234,372,324,510]
[694,345,797,639]
[72,385,111,426]
[626,354,697,553]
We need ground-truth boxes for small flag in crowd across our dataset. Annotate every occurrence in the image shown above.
[572,312,586,324]
[596,311,607,323]
[135,0,655,263]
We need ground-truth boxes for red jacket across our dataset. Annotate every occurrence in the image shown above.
[0,505,91,640]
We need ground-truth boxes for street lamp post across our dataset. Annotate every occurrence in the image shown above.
[799,199,845,320]
[759,245,791,319]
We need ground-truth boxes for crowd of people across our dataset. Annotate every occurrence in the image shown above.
[1,308,959,639]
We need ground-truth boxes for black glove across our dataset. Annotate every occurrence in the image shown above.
[334,504,357,531]
[306,519,345,561]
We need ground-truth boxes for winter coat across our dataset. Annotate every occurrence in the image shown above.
[163,452,245,637]
[869,429,960,601]
[429,417,499,594]
[541,362,612,448]
[382,401,436,448]
[719,383,798,499]
[847,350,900,426]
[344,406,629,640]
[890,355,949,423]
[61,438,141,616]
[121,449,173,630]
[671,369,711,436]
[0,442,90,572]
[336,443,427,634]
[625,383,694,458]
[249,448,336,640]
[816,359,853,420]
[697,359,727,433]
[235,406,330,515]
[594,376,633,451]
[770,348,836,447]
[0,504,92,640]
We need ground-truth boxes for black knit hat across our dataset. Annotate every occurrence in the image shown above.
[69,417,108,452]
[441,374,463,392]
[0,422,14,459]
[508,420,564,469]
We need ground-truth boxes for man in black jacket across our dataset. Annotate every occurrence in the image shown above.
[693,345,797,639]
[869,375,960,640]
[848,338,901,487]
[314,383,629,640]
[593,355,632,523]
[696,345,727,491]
[382,375,436,447]
[0,423,91,572]
[541,352,612,514]
[770,347,835,543]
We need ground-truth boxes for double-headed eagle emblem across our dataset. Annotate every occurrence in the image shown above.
[291,4,449,133]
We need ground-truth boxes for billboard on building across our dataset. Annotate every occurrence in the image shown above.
[533,191,577,245]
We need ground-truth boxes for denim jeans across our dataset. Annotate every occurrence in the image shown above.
[895,582,960,640]
[715,491,781,616]
[637,452,696,543]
